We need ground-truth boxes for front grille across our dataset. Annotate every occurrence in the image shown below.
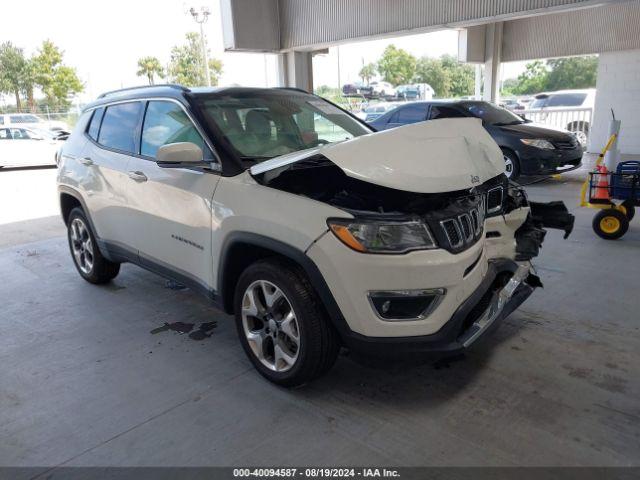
[438,204,484,252]
[441,219,462,249]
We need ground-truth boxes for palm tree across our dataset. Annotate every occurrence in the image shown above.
[359,63,377,85]
[136,56,165,85]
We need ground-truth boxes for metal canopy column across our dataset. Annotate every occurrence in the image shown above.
[277,51,314,92]
[483,22,503,103]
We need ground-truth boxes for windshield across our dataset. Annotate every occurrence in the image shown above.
[196,91,371,162]
[461,101,524,126]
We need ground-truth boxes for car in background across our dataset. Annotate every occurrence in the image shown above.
[369,81,396,99]
[369,100,582,180]
[0,126,64,168]
[527,89,596,145]
[396,85,420,100]
[342,82,373,98]
[355,102,400,122]
[0,113,71,136]
[501,98,525,111]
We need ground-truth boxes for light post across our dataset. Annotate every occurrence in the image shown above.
[188,5,212,87]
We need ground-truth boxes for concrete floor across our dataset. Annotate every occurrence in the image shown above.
[1,170,639,468]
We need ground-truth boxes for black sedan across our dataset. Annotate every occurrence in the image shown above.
[369,100,583,180]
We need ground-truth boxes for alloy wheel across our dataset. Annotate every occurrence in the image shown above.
[70,218,94,275]
[503,155,514,178]
[241,280,300,372]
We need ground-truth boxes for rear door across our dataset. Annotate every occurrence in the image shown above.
[82,101,144,250]
[125,99,221,290]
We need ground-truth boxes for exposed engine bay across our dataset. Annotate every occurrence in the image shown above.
[253,154,575,259]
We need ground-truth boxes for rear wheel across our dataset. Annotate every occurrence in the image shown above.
[592,209,629,240]
[501,148,520,181]
[67,208,120,283]
[234,258,340,387]
[620,200,636,221]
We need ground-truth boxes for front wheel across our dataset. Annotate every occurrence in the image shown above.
[234,259,340,387]
[501,148,521,181]
[67,207,120,283]
[592,209,629,240]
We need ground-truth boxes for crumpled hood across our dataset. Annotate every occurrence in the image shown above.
[251,118,505,193]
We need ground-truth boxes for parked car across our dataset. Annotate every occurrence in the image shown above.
[355,102,400,122]
[526,89,596,145]
[57,85,573,386]
[342,82,373,98]
[0,126,63,168]
[501,98,525,111]
[396,85,420,100]
[369,81,396,99]
[370,100,583,180]
[0,113,70,136]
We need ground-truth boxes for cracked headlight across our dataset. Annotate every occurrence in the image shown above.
[520,138,555,150]
[328,219,437,253]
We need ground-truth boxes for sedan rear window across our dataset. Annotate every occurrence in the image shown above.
[547,93,587,107]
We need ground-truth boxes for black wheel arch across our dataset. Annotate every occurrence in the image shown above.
[217,232,348,337]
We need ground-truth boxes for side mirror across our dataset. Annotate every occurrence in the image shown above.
[156,142,204,167]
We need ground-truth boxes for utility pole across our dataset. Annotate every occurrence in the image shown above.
[188,5,212,87]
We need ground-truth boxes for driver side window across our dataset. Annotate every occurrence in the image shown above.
[141,101,213,160]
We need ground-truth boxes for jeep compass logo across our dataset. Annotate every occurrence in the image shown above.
[470,175,480,184]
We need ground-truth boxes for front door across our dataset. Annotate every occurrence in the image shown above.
[125,100,220,291]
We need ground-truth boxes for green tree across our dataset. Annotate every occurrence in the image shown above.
[31,40,83,110]
[168,32,223,87]
[0,42,27,110]
[358,63,376,85]
[441,54,475,97]
[545,56,597,91]
[136,56,165,85]
[377,45,416,86]
[414,57,450,97]
[511,60,548,95]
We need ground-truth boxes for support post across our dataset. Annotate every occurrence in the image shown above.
[277,51,314,92]
[483,22,503,103]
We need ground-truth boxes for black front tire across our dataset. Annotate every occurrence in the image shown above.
[592,209,629,240]
[234,258,340,387]
[501,148,521,181]
[67,207,120,284]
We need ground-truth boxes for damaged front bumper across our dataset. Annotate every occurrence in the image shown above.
[336,258,538,356]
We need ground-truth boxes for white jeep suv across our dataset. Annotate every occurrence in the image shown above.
[57,85,573,386]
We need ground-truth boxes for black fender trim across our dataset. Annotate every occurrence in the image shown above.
[217,232,350,336]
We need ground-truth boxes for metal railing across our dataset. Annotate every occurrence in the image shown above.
[519,107,593,139]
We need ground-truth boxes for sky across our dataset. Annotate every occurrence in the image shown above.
[2,0,526,104]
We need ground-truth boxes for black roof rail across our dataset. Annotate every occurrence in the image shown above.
[98,84,191,99]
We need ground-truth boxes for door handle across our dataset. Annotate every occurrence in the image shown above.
[80,157,93,166]
[128,171,148,182]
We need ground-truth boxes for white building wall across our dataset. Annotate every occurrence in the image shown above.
[591,49,640,154]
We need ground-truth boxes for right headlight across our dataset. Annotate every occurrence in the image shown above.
[327,219,437,254]
[520,138,555,150]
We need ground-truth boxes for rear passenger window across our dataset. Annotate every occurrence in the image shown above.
[141,101,212,159]
[98,102,143,153]
[87,107,105,141]
[429,106,466,120]
[391,105,427,124]
[0,129,10,139]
